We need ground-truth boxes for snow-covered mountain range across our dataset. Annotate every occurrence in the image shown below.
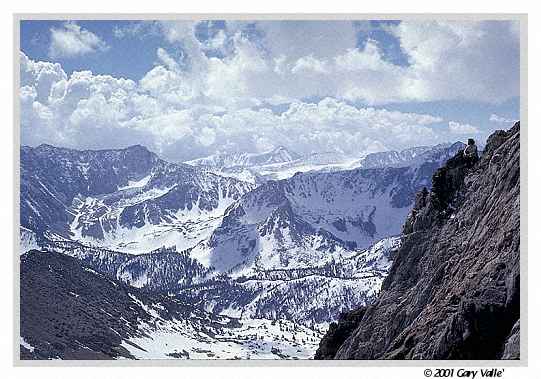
[20,140,465,359]
[187,141,465,275]
[21,144,254,254]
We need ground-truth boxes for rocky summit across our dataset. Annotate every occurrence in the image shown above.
[315,122,520,360]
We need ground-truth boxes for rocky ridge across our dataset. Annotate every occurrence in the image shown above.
[315,122,520,360]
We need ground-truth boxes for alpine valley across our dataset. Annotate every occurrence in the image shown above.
[20,140,466,360]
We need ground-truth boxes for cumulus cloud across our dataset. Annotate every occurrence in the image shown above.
[21,52,466,162]
[49,22,108,59]
[20,20,520,161]
[125,98,448,161]
[156,47,181,72]
[389,21,520,104]
[448,121,480,135]
[254,21,359,61]
[146,20,519,106]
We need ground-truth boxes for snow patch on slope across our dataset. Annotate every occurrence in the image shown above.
[122,317,323,360]
[20,336,35,352]
[118,175,152,190]
[20,227,40,254]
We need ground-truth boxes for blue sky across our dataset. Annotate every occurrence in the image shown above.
[19,19,520,161]
[21,20,166,79]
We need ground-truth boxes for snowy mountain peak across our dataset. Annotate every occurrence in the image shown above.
[266,145,299,162]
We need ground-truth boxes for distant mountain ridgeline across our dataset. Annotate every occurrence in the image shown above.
[185,142,466,183]
[20,140,464,264]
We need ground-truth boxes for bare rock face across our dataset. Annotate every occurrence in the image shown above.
[315,122,520,360]
[502,320,520,359]
[314,307,366,359]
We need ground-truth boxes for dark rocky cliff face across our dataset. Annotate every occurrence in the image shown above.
[315,122,520,360]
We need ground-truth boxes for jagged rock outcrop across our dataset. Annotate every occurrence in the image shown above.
[315,122,520,360]
[502,320,520,359]
[314,307,366,359]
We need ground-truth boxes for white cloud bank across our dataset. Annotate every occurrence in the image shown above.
[49,22,109,59]
[143,20,519,106]
[21,20,518,161]
[20,50,452,161]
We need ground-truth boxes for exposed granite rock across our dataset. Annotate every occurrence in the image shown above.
[314,307,366,359]
[315,122,520,360]
[502,320,520,359]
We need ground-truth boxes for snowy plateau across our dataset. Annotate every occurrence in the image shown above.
[20,141,464,359]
